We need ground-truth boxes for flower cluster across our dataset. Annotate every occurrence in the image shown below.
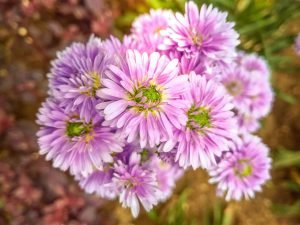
[37,1,273,217]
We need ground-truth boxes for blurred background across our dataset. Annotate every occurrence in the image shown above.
[0,0,300,224]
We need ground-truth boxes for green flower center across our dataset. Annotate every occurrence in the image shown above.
[128,84,162,114]
[187,105,211,130]
[235,159,253,177]
[140,149,150,162]
[66,122,91,138]
[141,86,161,102]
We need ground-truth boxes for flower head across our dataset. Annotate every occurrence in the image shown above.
[237,52,270,79]
[159,2,239,62]
[248,81,274,118]
[221,55,273,119]
[148,155,183,201]
[236,111,260,134]
[162,73,238,169]
[36,98,123,176]
[97,50,188,148]
[78,168,118,199]
[209,135,271,201]
[132,9,174,52]
[113,152,161,218]
[102,35,124,64]
[222,67,257,112]
[49,36,114,121]
[177,52,225,81]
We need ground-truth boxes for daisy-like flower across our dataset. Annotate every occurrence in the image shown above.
[209,134,271,201]
[236,111,260,134]
[238,52,270,79]
[36,98,123,176]
[148,155,183,201]
[132,9,174,52]
[248,81,274,118]
[78,168,118,199]
[162,73,238,169]
[113,152,161,218]
[49,36,114,121]
[221,67,258,114]
[159,1,239,61]
[123,34,141,51]
[221,65,273,118]
[103,35,139,59]
[78,143,144,201]
[97,50,188,148]
[102,35,123,63]
[178,52,225,81]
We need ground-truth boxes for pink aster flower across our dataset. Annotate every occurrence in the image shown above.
[148,155,183,201]
[78,168,118,199]
[103,35,140,59]
[78,143,143,201]
[177,52,225,81]
[221,67,258,113]
[113,152,161,218]
[132,9,174,52]
[36,98,123,176]
[236,111,260,134]
[159,1,239,62]
[238,51,270,79]
[78,142,184,217]
[123,34,141,51]
[248,81,274,118]
[162,73,238,169]
[49,36,114,122]
[221,63,273,119]
[102,35,123,62]
[97,50,188,148]
[209,134,271,201]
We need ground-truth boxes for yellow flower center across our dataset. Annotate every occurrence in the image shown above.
[81,71,101,97]
[191,31,203,46]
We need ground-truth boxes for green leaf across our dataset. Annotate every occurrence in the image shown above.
[167,191,189,225]
[238,16,277,35]
[275,89,297,104]
[147,209,158,221]
[213,199,222,225]
[222,205,234,225]
[274,147,300,168]
[283,181,300,193]
[272,200,300,217]
[212,0,236,10]
[236,0,252,13]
